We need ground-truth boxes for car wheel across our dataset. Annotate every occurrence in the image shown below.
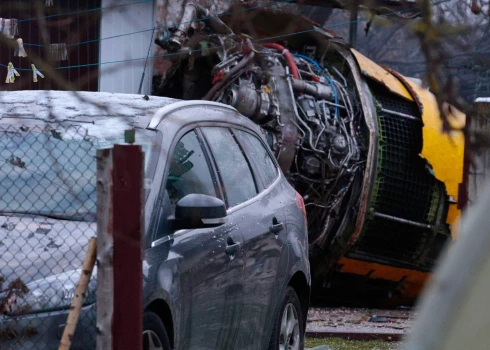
[268,286,304,350]
[143,311,171,350]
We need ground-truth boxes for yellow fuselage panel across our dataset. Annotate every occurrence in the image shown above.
[351,49,414,102]
[344,48,466,294]
[351,47,465,233]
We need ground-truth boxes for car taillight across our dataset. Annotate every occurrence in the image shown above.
[295,191,307,225]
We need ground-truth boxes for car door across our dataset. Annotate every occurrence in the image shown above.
[200,126,289,349]
[145,129,244,350]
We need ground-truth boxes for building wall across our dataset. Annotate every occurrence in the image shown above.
[99,0,154,95]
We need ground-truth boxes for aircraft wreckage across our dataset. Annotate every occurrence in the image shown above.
[151,0,466,304]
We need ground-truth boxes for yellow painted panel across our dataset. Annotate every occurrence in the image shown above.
[350,49,414,102]
[403,80,465,231]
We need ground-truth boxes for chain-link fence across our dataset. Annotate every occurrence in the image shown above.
[0,123,101,350]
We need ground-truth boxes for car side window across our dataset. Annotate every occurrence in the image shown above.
[234,129,279,189]
[201,127,257,208]
[165,130,217,214]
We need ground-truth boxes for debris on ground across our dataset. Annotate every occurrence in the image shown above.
[307,307,414,334]
[306,338,403,350]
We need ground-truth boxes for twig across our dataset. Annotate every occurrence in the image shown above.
[58,237,97,350]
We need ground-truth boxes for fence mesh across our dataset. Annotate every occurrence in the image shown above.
[0,123,98,350]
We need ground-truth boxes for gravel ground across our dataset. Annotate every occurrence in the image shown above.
[307,306,414,335]
[306,338,404,350]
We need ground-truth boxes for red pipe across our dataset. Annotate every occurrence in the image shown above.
[262,43,300,80]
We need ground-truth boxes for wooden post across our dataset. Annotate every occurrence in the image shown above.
[58,238,97,350]
[96,148,114,350]
[114,145,144,350]
[95,145,144,350]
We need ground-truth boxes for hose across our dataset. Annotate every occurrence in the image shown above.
[262,43,300,80]
[293,54,339,117]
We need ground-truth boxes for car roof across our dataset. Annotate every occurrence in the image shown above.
[0,90,177,128]
[147,100,262,135]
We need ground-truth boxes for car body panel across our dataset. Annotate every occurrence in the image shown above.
[229,174,288,349]
[147,103,310,350]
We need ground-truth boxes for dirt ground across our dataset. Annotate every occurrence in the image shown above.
[305,337,403,350]
[307,306,414,335]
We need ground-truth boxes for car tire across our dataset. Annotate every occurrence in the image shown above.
[268,286,305,350]
[143,311,171,350]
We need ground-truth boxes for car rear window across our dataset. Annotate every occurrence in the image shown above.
[234,129,279,190]
[201,127,257,208]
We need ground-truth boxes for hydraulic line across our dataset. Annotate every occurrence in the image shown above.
[293,54,339,117]
[262,43,300,80]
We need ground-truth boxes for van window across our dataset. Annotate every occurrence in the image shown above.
[201,127,257,208]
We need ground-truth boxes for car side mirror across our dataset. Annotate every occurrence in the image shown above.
[169,194,227,231]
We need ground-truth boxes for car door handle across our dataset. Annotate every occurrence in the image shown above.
[225,242,240,255]
[270,222,284,234]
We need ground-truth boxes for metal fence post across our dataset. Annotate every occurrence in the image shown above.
[96,145,144,350]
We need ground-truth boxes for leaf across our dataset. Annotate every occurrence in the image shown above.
[50,129,63,140]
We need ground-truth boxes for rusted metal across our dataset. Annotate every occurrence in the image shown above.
[112,145,144,350]
[306,331,405,342]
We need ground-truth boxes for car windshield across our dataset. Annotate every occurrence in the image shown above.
[0,122,157,222]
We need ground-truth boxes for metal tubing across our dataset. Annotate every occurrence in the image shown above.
[381,108,421,121]
[291,78,333,100]
[374,212,433,230]
[203,52,255,100]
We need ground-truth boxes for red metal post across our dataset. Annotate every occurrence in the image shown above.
[112,144,144,350]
